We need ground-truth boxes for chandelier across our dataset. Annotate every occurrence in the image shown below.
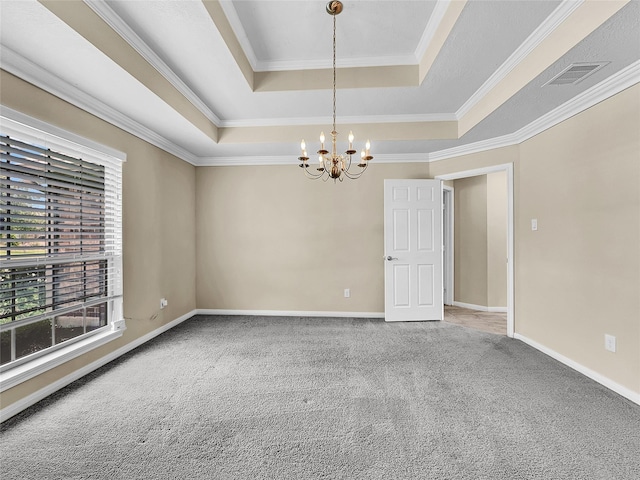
[297,0,373,181]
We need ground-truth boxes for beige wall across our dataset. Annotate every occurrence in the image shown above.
[454,176,488,306]
[0,71,197,409]
[516,84,639,394]
[195,163,428,313]
[487,171,508,307]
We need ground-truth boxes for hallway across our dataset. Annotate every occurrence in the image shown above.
[444,305,507,335]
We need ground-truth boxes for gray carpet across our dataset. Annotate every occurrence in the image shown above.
[1,315,639,480]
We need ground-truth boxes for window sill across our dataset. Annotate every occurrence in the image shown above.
[0,320,126,393]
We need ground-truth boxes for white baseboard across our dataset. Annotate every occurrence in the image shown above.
[514,333,640,406]
[452,301,507,313]
[488,307,507,313]
[197,309,385,318]
[0,309,197,423]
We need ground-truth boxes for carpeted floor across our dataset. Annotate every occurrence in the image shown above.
[1,315,639,480]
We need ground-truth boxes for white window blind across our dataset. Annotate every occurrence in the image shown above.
[1,115,123,368]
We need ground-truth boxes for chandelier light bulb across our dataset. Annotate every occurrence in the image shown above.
[365,140,371,155]
[301,139,306,151]
[348,131,354,148]
[320,132,325,146]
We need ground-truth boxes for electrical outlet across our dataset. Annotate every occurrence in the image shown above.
[604,334,616,353]
[344,289,350,298]
[160,298,168,309]
[531,218,538,231]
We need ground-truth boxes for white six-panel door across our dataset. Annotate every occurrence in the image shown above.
[384,179,443,322]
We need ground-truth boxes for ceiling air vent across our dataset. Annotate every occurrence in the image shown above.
[544,62,609,86]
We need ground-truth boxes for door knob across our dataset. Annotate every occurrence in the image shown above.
[386,256,398,261]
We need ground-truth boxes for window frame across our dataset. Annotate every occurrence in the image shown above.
[0,107,126,392]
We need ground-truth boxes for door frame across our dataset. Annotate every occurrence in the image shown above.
[442,185,454,306]
[436,163,514,338]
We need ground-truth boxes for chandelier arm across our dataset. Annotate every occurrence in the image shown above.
[301,163,327,180]
[341,163,368,180]
[341,170,365,180]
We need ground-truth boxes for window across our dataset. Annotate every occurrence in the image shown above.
[0,109,124,387]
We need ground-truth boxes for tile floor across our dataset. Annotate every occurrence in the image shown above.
[444,305,507,335]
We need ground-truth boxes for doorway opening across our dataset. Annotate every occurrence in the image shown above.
[436,164,514,337]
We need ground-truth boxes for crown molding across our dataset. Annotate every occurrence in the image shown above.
[414,0,451,62]
[83,0,221,127]
[197,152,428,167]
[0,45,199,166]
[455,0,584,119]
[374,153,429,164]
[255,55,418,73]
[428,59,640,163]
[3,42,635,169]
[427,133,518,162]
[198,156,293,167]
[220,113,457,128]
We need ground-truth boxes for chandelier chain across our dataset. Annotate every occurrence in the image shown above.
[332,13,337,135]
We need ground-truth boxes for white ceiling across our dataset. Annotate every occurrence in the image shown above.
[1,0,639,165]
[228,0,437,69]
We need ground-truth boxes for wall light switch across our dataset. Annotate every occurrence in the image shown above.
[531,219,538,231]
[605,334,616,353]
[344,289,350,298]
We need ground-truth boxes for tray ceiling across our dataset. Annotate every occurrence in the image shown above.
[0,0,638,165]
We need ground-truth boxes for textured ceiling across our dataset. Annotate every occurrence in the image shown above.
[229,0,436,69]
[0,0,638,165]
